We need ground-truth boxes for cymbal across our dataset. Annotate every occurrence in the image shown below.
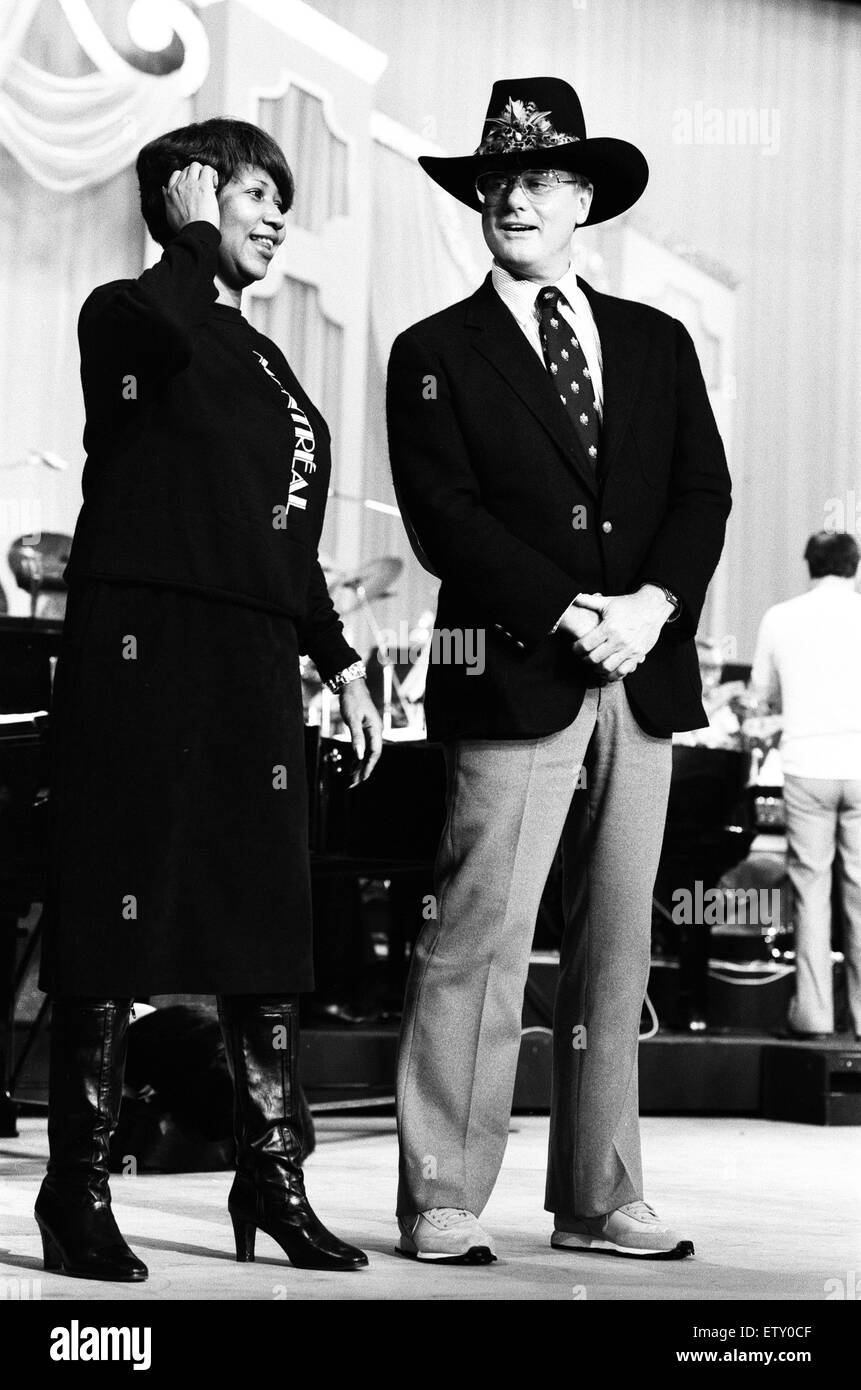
[333,555,403,611]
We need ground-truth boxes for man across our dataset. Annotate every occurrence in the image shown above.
[386,77,731,1263]
[751,531,861,1041]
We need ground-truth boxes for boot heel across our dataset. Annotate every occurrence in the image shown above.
[231,1214,257,1262]
[37,1222,63,1273]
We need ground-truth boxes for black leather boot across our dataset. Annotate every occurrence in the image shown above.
[217,994,367,1271]
[34,998,148,1282]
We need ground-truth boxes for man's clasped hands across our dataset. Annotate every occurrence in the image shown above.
[556,584,676,682]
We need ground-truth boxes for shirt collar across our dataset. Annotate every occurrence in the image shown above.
[811,576,860,593]
[491,259,585,327]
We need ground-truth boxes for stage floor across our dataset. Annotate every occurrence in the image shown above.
[1,1114,858,1301]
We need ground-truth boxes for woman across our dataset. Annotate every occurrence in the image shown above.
[35,118,382,1280]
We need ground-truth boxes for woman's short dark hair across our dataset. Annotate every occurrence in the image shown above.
[804,530,861,578]
[137,117,294,247]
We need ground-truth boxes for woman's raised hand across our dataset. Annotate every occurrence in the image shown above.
[162,162,220,234]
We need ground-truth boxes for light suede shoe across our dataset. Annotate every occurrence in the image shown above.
[397,1208,497,1263]
[551,1201,694,1259]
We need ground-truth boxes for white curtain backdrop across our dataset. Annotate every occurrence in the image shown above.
[0,0,208,191]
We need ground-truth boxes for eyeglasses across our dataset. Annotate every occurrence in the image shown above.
[474,170,581,205]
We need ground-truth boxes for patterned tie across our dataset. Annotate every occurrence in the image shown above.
[535,285,599,472]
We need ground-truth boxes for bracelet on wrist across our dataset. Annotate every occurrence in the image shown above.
[325,660,366,694]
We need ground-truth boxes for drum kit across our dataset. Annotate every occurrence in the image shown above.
[301,553,431,737]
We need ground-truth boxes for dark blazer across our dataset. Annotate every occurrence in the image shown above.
[386,273,732,741]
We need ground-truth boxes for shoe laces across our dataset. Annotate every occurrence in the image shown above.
[618,1200,659,1222]
[424,1207,473,1228]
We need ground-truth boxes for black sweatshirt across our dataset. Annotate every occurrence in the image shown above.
[64,220,359,681]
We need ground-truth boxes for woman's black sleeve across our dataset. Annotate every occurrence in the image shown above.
[295,559,361,683]
[79,221,222,379]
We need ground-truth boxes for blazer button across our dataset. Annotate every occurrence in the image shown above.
[602,520,613,534]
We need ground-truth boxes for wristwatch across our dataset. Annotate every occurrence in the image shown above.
[325,660,367,694]
[649,584,681,622]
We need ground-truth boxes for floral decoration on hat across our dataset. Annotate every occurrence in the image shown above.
[475,98,577,156]
[419,77,649,223]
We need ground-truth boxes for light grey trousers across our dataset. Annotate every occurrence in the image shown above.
[784,775,861,1035]
[395,680,672,1225]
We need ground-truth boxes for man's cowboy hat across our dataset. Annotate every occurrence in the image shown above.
[419,76,648,225]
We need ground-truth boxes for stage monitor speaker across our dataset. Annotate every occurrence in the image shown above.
[513,1028,553,1112]
[761,1044,861,1125]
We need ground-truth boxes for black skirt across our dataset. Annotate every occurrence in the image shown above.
[39,580,314,996]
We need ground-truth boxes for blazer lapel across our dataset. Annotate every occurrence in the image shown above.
[465,276,599,498]
[577,277,650,478]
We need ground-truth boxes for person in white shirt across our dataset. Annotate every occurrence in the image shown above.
[751,530,861,1038]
